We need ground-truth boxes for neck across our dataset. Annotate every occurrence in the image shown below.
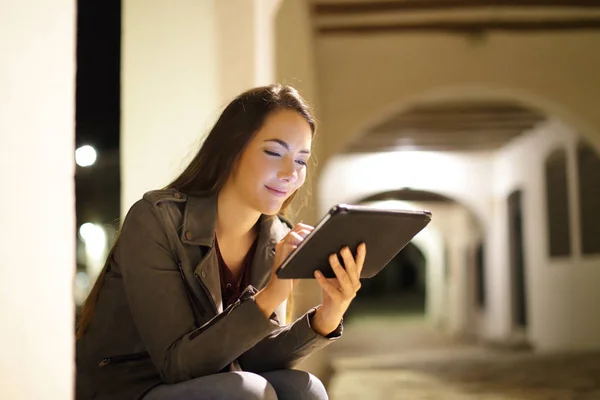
[216,184,261,242]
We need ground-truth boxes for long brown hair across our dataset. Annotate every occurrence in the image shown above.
[76,84,316,338]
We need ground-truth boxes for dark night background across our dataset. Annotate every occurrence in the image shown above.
[75,0,122,272]
[76,0,120,152]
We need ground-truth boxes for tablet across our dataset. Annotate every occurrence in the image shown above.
[275,204,432,279]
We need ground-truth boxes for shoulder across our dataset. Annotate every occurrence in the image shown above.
[122,189,187,228]
[142,189,188,206]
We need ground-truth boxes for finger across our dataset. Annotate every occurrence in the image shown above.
[293,223,314,234]
[294,228,312,239]
[314,270,342,300]
[340,247,360,289]
[356,242,367,279]
[284,231,304,246]
[329,253,354,296]
[281,229,311,247]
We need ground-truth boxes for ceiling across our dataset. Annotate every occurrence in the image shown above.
[310,0,600,35]
[342,100,547,153]
[308,1,595,153]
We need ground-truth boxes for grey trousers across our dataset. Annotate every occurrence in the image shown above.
[142,369,328,400]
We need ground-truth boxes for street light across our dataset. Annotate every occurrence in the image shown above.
[75,145,97,167]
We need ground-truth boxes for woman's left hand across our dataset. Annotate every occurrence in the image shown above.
[311,243,367,336]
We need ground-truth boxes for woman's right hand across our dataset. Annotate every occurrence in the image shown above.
[255,223,313,318]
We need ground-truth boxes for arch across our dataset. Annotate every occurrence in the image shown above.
[324,85,600,162]
[359,188,455,204]
[318,151,491,231]
[358,194,484,331]
[318,85,600,234]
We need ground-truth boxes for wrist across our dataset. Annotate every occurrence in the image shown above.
[255,285,285,319]
[310,307,342,337]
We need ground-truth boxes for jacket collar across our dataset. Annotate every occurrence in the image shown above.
[180,194,289,249]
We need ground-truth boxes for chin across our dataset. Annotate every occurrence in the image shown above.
[260,203,284,216]
[254,197,286,216]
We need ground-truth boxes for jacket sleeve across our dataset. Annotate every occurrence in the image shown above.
[116,199,279,383]
[237,306,343,372]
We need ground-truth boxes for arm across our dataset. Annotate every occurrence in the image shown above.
[117,200,279,383]
[239,243,367,372]
[237,305,342,373]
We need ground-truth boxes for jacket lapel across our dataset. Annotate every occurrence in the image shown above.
[250,214,292,290]
[194,246,223,314]
[180,193,292,315]
[180,195,223,314]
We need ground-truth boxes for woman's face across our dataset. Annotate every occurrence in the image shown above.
[228,109,313,216]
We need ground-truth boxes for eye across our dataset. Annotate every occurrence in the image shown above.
[264,150,281,157]
[295,160,307,166]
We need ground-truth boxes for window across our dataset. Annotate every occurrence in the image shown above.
[475,242,485,308]
[577,141,600,255]
[545,148,571,257]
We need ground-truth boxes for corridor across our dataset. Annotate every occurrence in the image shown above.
[325,313,600,399]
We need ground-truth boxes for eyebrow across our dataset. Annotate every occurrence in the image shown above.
[264,139,311,155]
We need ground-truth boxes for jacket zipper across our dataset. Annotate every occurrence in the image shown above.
[188,286,257,341]
[98,351,149,367]
[178,261,207,316]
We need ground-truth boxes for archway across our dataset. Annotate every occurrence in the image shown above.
[338,189,485,339]
[317,90,600,348]
[349,242,427,317]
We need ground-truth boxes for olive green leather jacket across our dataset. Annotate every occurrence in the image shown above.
[75,190,341,400]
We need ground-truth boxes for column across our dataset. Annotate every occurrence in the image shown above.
[0,1,76,398]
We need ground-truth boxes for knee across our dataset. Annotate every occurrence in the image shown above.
[271,370,328,400]
[295,371,328,400]
[237,371,278,400]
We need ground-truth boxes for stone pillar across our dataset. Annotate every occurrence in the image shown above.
[0,1,76,398]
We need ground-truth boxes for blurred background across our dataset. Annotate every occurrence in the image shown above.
[2,0,600,398]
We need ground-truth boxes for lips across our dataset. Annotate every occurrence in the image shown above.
[265,186,288,197]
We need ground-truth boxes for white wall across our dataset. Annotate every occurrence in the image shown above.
[0,1,76,398]
[493,119,600,351]
[121,0,221,214]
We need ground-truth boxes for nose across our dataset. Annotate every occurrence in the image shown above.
[277,160,298,183]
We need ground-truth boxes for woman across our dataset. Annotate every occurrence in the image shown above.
[76,84,366,400]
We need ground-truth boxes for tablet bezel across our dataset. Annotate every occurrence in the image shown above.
[275,204,431,279]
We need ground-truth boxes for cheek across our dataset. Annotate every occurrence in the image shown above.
[241,154,272,183]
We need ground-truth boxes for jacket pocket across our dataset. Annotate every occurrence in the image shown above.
[98,351,150,367]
